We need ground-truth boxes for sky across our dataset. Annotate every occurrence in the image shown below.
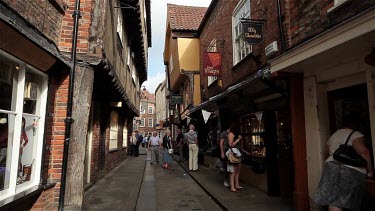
[142,0,212,93]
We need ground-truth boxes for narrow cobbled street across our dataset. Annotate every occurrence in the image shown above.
[82,148,291,211]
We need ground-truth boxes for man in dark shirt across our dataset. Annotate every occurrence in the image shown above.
[176,129,184,162]
[220,127,230,187]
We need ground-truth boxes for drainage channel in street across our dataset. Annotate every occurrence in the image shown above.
[172,155,228,211]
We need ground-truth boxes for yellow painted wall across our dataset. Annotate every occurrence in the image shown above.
[177,38,200,72]
[193,74,201,105]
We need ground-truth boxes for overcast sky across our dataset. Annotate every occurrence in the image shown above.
[142,0,212,93]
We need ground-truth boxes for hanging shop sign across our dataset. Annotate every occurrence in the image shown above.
[242,21,264,45]
[171,94,183,105]
[203,52,222,77]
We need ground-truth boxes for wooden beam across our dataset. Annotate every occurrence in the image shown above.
[289,74,310,211]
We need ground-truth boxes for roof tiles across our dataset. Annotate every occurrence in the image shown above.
[167,4,207,31]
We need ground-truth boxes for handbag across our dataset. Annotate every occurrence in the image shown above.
[228,148,241,164]
[167,139,173,154]
[333,130,367,167]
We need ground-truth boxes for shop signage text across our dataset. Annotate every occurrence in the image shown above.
[242,22,264,45]
[203,52,222,77]
[171,94,183,105]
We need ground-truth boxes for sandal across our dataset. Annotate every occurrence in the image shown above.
[230,189,237,192]
[235,186,244,189]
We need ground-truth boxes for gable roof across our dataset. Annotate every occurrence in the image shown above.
[167,4,207,31]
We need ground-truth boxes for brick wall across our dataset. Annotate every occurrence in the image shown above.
[89,106,129,183]
[200,0,284,96]
[59,0,93,53]
[1,0,66,45]
[285,0,374,48]
[45,70,69,208]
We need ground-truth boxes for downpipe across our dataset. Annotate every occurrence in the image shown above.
[277,0,286,52]
[58,0,81,210]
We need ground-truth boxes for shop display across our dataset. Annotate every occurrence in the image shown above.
[241,113,266,159]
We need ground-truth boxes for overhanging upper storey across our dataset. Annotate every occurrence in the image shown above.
[121,0,151,84]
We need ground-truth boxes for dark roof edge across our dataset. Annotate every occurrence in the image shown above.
[146,0,152,47]
[197,0,219,34]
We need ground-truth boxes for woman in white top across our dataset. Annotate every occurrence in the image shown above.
[313,114,373,211]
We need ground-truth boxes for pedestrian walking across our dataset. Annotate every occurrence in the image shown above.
[148,131,161,164]
[226,133,249,192]
[176,129,184,162]
[185,124,198,171]
[162,130,172,169]
[130,132,137,157]
[219,125,231,188]
[313,114,373,211]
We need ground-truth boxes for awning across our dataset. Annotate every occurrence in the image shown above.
[190,67,273,115]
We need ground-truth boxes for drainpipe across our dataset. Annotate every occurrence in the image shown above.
[58,0,81,210]
[277,0,286,52]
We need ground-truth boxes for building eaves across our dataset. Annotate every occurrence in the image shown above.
[0,3,69,67]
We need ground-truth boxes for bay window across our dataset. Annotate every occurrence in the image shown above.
[0,50,48,200]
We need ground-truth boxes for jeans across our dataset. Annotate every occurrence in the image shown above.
[178,145,184,162]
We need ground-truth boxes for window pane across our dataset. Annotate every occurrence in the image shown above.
[109,111,119,150]
[0,113,15,191]
[0,54,19,111]
[16,115,39,186]
[23,69,43,115]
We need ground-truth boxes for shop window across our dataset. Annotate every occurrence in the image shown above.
[0,50,48,199]
[232,0,251,65]
[109,111,119,151]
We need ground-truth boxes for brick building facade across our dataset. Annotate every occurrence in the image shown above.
[188,0,375,210]
[135,88,156,138]
[1,0,151,210]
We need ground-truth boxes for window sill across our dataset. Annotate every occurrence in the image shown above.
[109,148,118,153]
[327,0,351,13]
[0,183,56,209]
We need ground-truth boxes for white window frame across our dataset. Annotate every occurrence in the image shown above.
[122,118,128,148]
[140,118,145,127]
[117,12,124,46]
[327,0,351,13]
[109,111,119,151]
[232,0,252,65]
[169,54,173,73]
[140,105,145,114]
[0,50,48,200]
[148,118,153,128]
[148,106,154,114]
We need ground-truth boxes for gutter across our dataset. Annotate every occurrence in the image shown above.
[58,0,81,210]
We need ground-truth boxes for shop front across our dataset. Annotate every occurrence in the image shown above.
[0,6,69,208]
[190,68,303,203]
[270,9,375,209]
